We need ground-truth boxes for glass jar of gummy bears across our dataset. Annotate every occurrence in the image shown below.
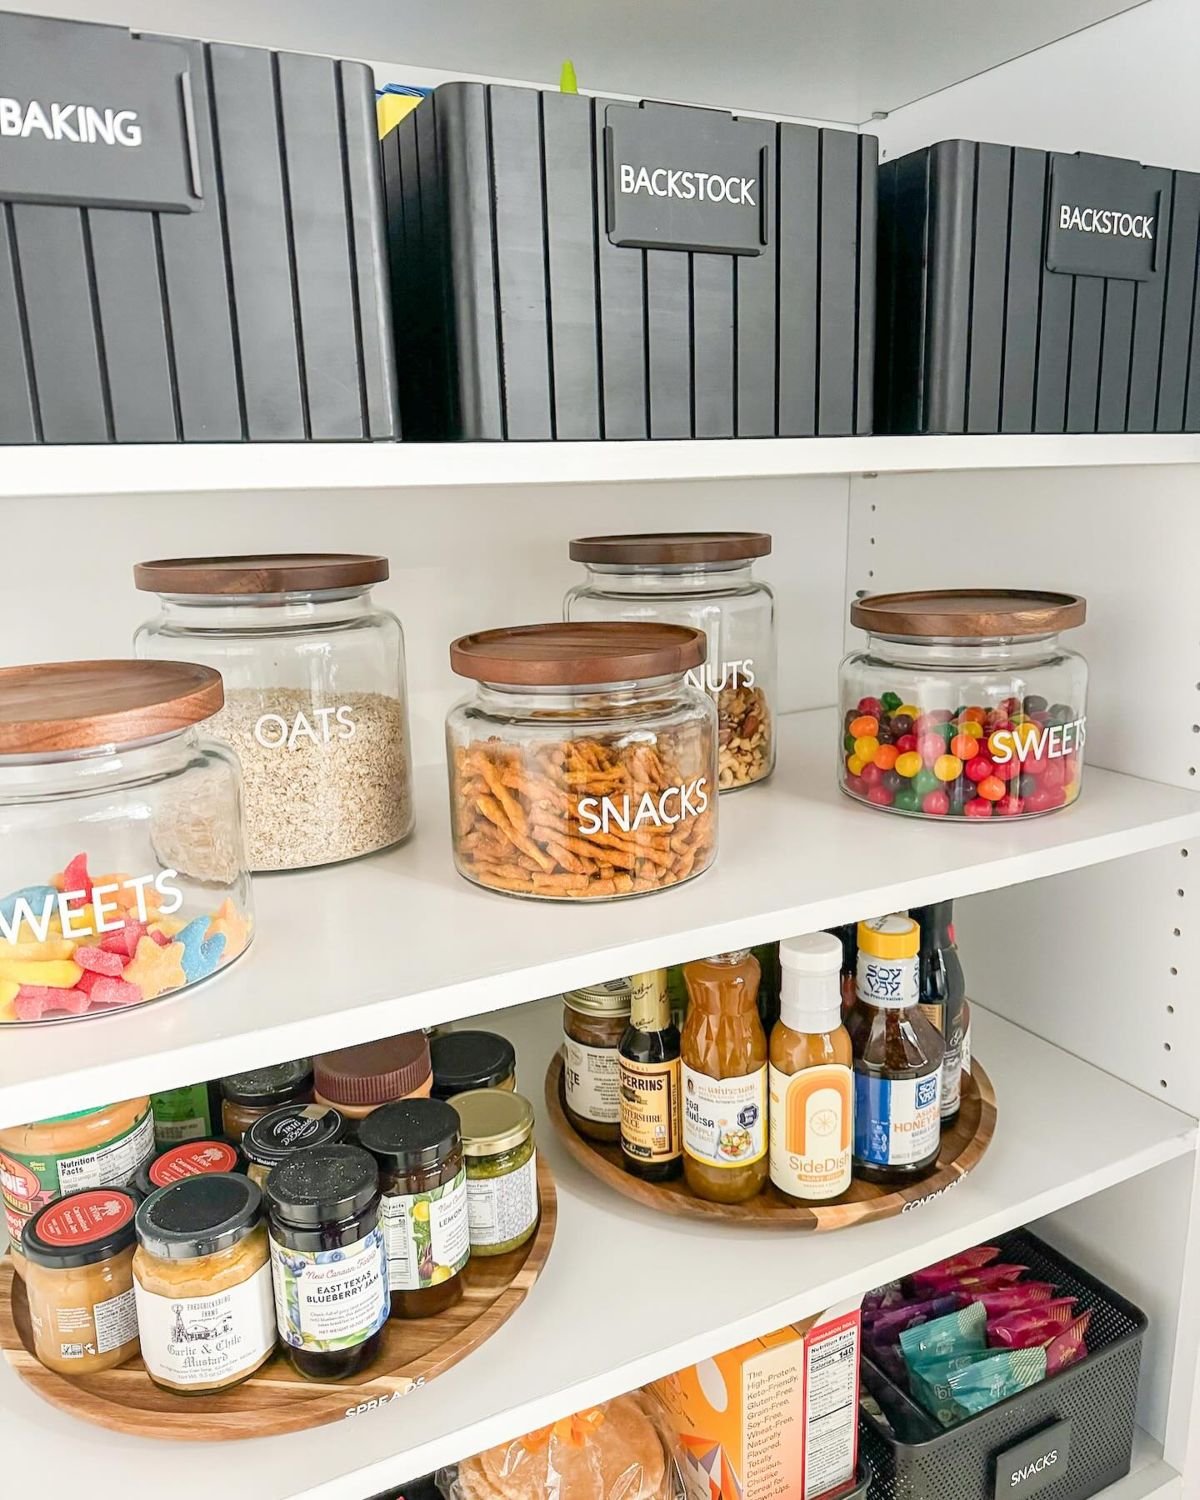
[0,661,253,1024]
[839,590,1088,820]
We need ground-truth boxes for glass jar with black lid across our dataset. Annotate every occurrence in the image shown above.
[266,1144,389,1380]
[430,1031,517,1100]
[242,1104,347,1189]
[358,1099,470,1319]
[220,1059,314,1140]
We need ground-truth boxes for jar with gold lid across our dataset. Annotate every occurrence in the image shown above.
[561,980,631,1143]
[451,1090,539,1257]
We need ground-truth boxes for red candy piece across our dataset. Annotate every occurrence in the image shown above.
[993,759,1022,782]
[845,774,868,797]
[150,929,171,947]
[860,763,883,786]
[99,921,147,957]
[75,946,125,976]
[915,712,953,733]
[1025,789,1060,813]
[87,977,143,1008]
[895,734,918,754]
[14,984,92,1021]
[922,791,950,816]
[868,786,894,807]
[62,851,92,908]
[1023,753,1051,777]
[857,697,883,717]
[75,970,102,994]
[995,795,1025,816]
[965,756,995,783]
[964,798,993,818]
[1041,759,1067,789]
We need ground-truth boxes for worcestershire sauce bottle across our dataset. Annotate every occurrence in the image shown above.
[912,900,966,1126]
[619,969,682,1181]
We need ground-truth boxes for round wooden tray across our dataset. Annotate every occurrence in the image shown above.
[545,1055,995,1228]
[0,1156,556,1439]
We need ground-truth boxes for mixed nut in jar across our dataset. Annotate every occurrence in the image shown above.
[447,622,718,900]
[565,532,776,790]
[839,590,1088,820]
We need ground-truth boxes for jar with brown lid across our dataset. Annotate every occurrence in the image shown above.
[357,1099,470,1319]
[447,623,718,901]
[220,1058,314,1140]
[561,980,631,1143]
[314,1032,433,1120]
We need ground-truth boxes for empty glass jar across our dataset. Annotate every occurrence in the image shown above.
[839,590,1088,820]
[0,660,252,1024]
[565,533,776,790]
[134,553,413,871]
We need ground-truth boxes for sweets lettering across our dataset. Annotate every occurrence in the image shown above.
[0,98,142,147]
[0,869,182,943]
[576,777,710,836]
[253,704,356,749]
[988,717,1086,765]
[619,163,756,206]
[1057,204,1154,239]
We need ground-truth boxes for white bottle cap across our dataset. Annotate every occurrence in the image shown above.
[778,932,844,1035]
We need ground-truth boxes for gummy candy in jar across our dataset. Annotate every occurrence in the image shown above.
[838,590,1088,821]
[0,660,253,1025]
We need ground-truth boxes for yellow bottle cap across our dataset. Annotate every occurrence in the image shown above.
[857,914,918,959]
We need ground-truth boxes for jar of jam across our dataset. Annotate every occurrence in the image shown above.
[242,1104,347,1189]
[562,980,631,1142]
[266,1145,389,1380]
[220,1059,314,1140]
[357,1100,470,1319]
[431,1030,517,1100]
[313,1032,433,1120]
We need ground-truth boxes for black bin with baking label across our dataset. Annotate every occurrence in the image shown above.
[876,140,1200,433]
[383,84,877,440]
[0,10,400,443]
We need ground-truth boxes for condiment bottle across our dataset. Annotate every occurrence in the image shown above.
[768,934,854,1202]
[846,916,945,1184]
[680,950,769,1203]
[826,923,858,1019]
[912,899,967,1125]
[618,969,682,1182]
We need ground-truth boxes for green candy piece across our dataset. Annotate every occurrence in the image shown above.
[881,691,902,712]
[935,721,957,742]
[844,731,857,752]
[895,788,921,813]
[914,768,940,796]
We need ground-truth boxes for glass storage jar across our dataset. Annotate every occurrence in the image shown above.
[561,980,632,1143]
[134,553,414,872]
[450,1090,539,1257]
[565,533,776,791]
[430,1030,517,1100]
[447,623,718,901]
[839,590,1088,821]
[221,1058,314,1139]
[0,661,252,1026]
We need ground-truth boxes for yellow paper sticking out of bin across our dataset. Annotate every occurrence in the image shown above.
[376,85,428,139]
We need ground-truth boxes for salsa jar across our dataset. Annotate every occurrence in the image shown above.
[357,1100,470,1319]
[566,532,776,791]
[220,1059,314,1140]
[430,1030,517,1100]
[451,1090,539,1257]
[22,1188,140,1375]
[134,554,414,871]
[840,590,1088,820]
[447,623,718,901]
[0,661,252,1025]
[562,980,631,1143]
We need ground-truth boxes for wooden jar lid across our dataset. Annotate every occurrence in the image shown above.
[0,660,224,754]
[133,553,389,595]
[449,622,706,686]
[850,589,1087,639]
[569,531,772,565]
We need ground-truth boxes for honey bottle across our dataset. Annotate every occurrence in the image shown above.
[846,915,945,1185]
[768,934,854,1202]
[619,969,682,1182]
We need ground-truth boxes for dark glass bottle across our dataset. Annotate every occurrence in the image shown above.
[913,900,966,1125]
[826,924,858,1019]
[619,969,683,1182]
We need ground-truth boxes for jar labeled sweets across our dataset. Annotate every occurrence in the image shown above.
[566,533,776,790]
[452,1090,539,1257]
[448,623,718,900]
[0,661,252,1024]
[562,980,632,1143]
[134,554,414,871]
[840,590,1088,820]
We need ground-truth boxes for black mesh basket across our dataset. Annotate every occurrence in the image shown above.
[860,1229,1146,1500]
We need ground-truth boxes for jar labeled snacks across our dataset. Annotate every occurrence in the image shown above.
[451,1090,539,1256]
[23,1188,140,1375]
[562,980,632,1143]
[134,554,414,871]
[840,590,1088,820]
[566,532,776,790]
[447,623,718,900]
[0,661,252,1024]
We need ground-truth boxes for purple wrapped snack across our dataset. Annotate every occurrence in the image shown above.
[869,1293,971,1347]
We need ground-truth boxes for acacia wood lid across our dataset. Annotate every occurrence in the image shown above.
[0,660,224,755]
[850,589,1087,639]
[569,531,771,565]
[133,553,389,595]
[450,622,706,686]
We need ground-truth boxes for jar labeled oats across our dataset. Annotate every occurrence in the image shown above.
[565,534,776,790]
[447,623,718,901]
[134,554,414,871]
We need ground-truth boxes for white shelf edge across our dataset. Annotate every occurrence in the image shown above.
[2,434,1199,497]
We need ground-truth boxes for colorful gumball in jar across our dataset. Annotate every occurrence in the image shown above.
[838,589,1089,822]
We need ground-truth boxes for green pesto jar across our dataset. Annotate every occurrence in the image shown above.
[450,1090,538,1257]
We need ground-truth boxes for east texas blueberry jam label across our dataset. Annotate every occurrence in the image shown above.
[1046,153,1162,282]
[605,101,767,256]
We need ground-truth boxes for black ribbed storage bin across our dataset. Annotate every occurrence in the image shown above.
[383,84,877,440]
[876,140,1200,434]
[860,1230,1146,1500]
[0,11,400,443]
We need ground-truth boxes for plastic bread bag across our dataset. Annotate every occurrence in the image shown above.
[440,1393,682,1500]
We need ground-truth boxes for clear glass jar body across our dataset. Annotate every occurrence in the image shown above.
[26,1242,139,1374]
[566,562,776,790]
[446,675,718,900]
[838,632,1088,820]
[0,732,252,1026]
[135,586,414,870]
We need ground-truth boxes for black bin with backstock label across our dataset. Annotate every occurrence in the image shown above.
[382,84,877,440]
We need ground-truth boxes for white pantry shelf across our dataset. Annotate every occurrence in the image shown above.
[2,707,1200,1129]
[0,1002,1191,1500]
[2,433,1199,498]
[1107,1430,1183,1500]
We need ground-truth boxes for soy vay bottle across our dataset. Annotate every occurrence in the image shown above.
[768,934,853,1203]
[680,951,769,1204]
[912,900,967,1125]
[847,916,945,1184]
[618,969,682,1182]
